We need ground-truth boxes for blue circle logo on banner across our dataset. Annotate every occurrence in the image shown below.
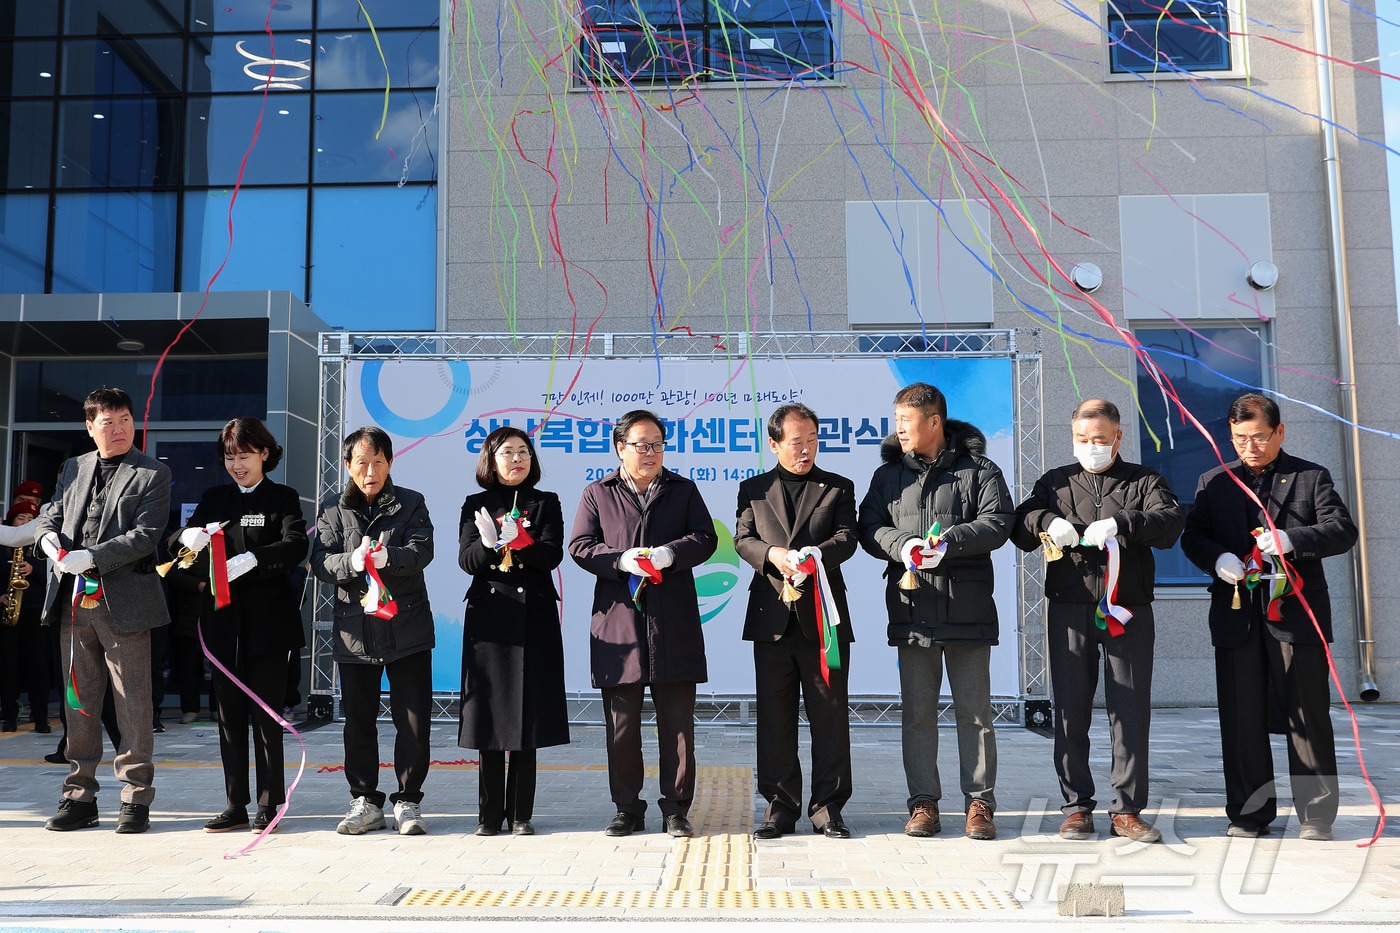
[359,360,473,437]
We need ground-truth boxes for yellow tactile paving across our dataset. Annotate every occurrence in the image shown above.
[398,888,1021,910]
[395,765,1019,911]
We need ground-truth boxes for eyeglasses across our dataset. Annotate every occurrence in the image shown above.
[494,447,532,460]
[622,441,666,454]
[1230,429,1277,449]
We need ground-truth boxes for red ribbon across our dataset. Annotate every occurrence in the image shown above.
[364,543,398,620]
[795,552,842,687]
[208,527,232,610]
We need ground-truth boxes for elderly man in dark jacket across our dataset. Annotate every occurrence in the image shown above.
[1013,399,1184,843]
[1181,394,1357,842]
[569,410,717,838]
[859,382,1013,841]
[311,426,435,837]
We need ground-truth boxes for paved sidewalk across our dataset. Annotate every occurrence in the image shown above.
[0,705,1396,927]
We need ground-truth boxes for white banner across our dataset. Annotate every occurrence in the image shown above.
[344,355,1020,697]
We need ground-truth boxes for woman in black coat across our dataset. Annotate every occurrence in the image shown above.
[458,426,569,836]
[171,417,308,834]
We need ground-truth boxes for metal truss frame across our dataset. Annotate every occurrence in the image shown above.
[313,330,1045,726]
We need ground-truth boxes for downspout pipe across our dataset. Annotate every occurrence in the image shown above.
[1311,0,1379,700]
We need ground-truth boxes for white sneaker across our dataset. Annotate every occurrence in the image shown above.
[336,797,385,835]
[393,800,427,836]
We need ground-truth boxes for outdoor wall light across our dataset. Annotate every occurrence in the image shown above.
[1069,262,1103,293]
[1247,260,1279,290]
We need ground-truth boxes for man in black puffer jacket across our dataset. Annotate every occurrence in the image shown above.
[859,382,1012,842]
[1012,399,1183,844]
[311,426,435,838]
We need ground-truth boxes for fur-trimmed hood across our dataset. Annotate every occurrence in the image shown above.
[879,419,988,466]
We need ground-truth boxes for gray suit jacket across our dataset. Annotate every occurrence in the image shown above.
[32,447,173,632]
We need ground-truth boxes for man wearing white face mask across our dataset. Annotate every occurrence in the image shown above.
[1012,399,1184,842]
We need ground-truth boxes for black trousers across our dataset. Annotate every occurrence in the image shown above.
[213,650,288,809]
[478,748,537,827]
[1,613,50,722]
[1047,601,1154,815]
[601,681,695,818]
[339,650,432,808]
[753,631,852,829]
[1214,617,1337,827]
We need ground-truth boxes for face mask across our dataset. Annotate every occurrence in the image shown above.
[1074,442,1115,473]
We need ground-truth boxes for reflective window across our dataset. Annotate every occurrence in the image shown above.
[311,185,435,329]
[0,194,48,293]
[188,32,314,94]
[190,0,314,33]
[578,0,835,84]
[183,188,308,296]
[1135,325,1266,583]
[64,0,185,36]
[16,359,268,423]
[51,191,177,293]
[0,41,59,97]
[1108,1,1232,74]
[1,101,54,189]
[315,29,439,90]
[313,91,437,184]
[317,0,440,30]
[57,97,181,187]
[62,37,183,95]
[0,0,60,37]
[186,95,310,186]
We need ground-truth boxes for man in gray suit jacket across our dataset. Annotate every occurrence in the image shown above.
[33,387,172,834]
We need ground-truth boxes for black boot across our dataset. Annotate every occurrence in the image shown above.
[46,798,99,831]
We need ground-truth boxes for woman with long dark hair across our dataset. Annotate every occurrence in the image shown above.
[171,417,307,833]
[458,426,569,835]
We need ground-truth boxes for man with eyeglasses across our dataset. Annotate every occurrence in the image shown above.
[858,382,1013,841]
[734,403,859,840]
[569,409,717,838]
[1181,393,1357,841]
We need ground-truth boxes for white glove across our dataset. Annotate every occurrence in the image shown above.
[370,543,388,569]
[225,552,258,582]
[498,517,520,547]
[649,546,675,570]
[1081,518,1120,550]
[179,526,212,553]
[40,532,62,564]
[58,549,94,576]
[798,545,823,564]
[474,507,498,549]
[1045,517,1079,550]
[1255,529,1293,557]
[901,538,944,570]
[350,535,371,573]
[1215,552,1246,585]
[618,547,646,576]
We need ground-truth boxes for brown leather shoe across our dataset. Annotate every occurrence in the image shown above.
[965,800,995,840]
[1110,812,1162,843]
[1058,811,1095,840]
[904,801,941,837]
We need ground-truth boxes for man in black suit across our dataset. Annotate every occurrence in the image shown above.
[735,403,859,839]
[1181,393,1358,841]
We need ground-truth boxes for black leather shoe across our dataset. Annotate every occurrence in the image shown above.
[44,751,68,765]
[475,821,502,837]
[252,806,279,832]
[819,820,852,839]
[46,798,99,831]
[116,802,150,834]
[204,807,249,833]
[664,814,695,837]
[753,820,787,840]
[511,820,535,836]
[604,811,645,836]
[33,720,52,734]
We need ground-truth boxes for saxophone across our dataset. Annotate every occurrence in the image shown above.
[3,546,28,626]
